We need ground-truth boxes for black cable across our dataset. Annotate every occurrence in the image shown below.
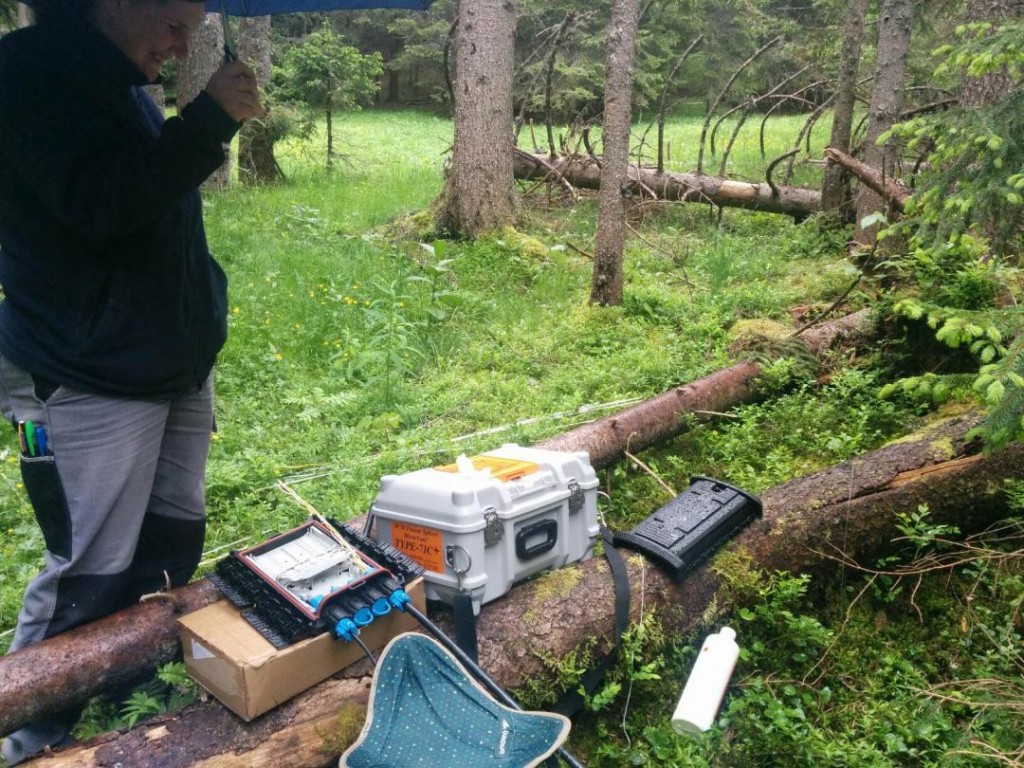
[352,634,378,667]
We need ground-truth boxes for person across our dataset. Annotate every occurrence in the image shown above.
[0,0,263,763]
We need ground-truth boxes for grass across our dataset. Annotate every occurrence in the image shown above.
[2,106,1020,766]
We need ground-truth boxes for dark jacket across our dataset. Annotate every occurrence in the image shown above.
[0,19,240,398]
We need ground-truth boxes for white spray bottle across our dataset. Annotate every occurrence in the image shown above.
[671,626,739,734]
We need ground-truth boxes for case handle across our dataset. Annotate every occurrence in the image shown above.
[515,519,558,560]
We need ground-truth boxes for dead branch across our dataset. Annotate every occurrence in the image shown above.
[765,148,800,197]
[544,12,578,158]
[697,36,783,175]
[823,147,912,212]
[513,147,578,201]
[650,35,703,173]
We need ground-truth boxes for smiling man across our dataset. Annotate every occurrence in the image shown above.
[0,1,262,763]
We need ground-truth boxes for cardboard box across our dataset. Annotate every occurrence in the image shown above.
[178,577,424,720]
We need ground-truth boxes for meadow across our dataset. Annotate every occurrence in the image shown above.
[1,108,1021,766]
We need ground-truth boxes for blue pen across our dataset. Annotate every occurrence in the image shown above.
[35,425,48,456]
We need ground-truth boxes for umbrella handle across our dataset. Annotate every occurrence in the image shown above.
[218,1,238,62]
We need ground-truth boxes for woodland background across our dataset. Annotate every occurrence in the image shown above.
[0,1,1023,766]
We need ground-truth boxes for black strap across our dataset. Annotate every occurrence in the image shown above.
[452,589,479,664]
[551,526,631,717]
[447,525,631,720]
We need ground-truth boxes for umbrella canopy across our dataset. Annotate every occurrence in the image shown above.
[208,0,433,13]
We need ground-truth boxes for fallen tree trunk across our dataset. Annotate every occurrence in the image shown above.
[0,310,874,738]
[823,147,912,213]
[539,309,874,466]
[0,580,222,741]
[26,414,1024,767]
[512,151,823,219]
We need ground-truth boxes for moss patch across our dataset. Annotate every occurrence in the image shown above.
[317,704,368,756]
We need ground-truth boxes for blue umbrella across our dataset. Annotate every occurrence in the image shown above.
[207,0,433,63]
[208,0,434,14]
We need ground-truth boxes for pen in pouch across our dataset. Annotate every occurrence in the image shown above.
[17,421,27,455]
[35,425,48,456]
[23,421,37,457]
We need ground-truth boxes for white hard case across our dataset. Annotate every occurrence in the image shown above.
[370,444,600,614]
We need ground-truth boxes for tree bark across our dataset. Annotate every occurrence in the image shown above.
[590,0,641,307]
[513,151,823,219]
[434,0,518,237]
[178,14,230,189]
[821,0,871,215]
[237,16,281,185]
[0,310,873,738]
[854,0,913,246]
[23,414,1024,767]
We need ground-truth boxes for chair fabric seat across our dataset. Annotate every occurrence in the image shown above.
[340,632,571,768]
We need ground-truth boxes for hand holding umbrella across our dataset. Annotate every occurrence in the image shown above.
[205,59,265,123]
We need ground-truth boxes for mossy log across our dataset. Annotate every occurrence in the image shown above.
[21,414,1024,767]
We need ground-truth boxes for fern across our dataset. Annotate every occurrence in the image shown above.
[120,689,165,728]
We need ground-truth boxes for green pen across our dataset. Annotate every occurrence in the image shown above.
[24,420,37,457]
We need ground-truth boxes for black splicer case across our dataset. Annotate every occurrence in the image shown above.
[612,477,762,580]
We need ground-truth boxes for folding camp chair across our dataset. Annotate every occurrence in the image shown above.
[340,633,570,768]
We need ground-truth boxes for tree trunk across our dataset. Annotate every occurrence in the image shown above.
[590,0,641,307]
[434,0,518,237]
[23,415,1024,768]
[821,0,870,215]
[237,16,280,185]
[178,14,230,189]
[960,0,1024,109]
[0,311,873,737]
[326,97,334,173]
[854,0,913,246]
[513,151,823,219]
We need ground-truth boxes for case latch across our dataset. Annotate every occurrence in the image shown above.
[483,507,503,546]
[567,479,585,514]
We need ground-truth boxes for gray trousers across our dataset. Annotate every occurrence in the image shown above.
[0,354,213,763]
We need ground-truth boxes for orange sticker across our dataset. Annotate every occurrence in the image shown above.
[390,521,445,573]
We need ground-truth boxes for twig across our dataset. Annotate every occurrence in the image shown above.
[692,409,740,419]
[790,274,862,337]
[514,147,579,201]
[626,223,695,298]
[624,448,677,498]
[566,241,595,260]
[802,574,878,686]
[697,35,783,175]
